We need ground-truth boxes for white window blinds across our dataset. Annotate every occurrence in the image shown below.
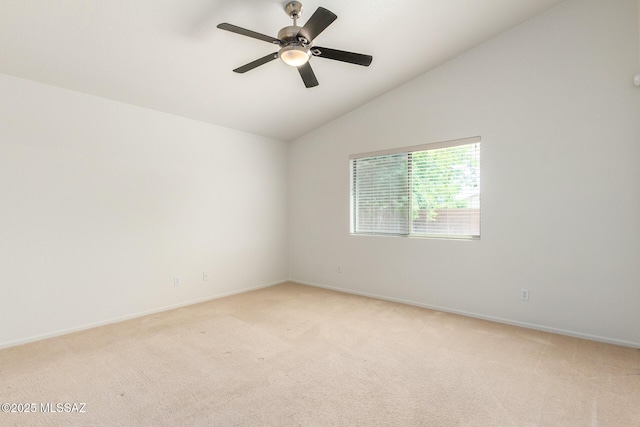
[350,137,481,239]
[352,153,409,234]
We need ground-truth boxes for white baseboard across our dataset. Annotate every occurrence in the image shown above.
[0,279,287,350]
[291,279,640,349]
[6,278,636,350]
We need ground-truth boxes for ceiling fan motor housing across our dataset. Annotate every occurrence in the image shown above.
[277,26,308,45]
[277,25,311,66]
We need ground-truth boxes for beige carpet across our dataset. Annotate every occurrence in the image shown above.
[1,282,638,426]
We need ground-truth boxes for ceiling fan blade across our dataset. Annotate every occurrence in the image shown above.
[313,46,373,66]
[217,23,280,44]
[233,53,279,73]
[298,7,337,42]
[298,62,319,88]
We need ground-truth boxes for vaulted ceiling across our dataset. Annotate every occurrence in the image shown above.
[0,0,566,141]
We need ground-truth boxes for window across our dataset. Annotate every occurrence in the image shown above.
[350,137,480,239]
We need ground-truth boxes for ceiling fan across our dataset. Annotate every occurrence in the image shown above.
[217,1,373,88]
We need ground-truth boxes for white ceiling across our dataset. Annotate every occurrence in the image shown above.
[0,0,566,141]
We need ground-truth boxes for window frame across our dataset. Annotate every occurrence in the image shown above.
[350,136,481,240]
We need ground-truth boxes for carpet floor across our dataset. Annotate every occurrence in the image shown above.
[1,282,638,426]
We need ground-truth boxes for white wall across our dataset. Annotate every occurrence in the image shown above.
[0,74,289,348]
[289,0,640,346]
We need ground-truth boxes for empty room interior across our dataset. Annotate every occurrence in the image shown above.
[1,0,639,425]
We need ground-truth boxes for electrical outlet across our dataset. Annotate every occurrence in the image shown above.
[520,288,529,301]
[203,272,209,281]
[174,276,181,287]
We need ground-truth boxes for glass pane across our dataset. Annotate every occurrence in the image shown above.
[411,143,480,236]
[354,154,409,234]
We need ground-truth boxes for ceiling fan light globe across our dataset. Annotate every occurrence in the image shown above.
[279,46,311,67]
